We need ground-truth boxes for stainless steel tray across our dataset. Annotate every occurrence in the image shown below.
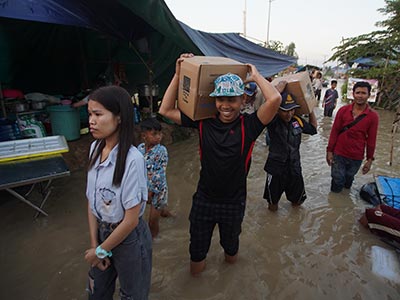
[0,135,69,162]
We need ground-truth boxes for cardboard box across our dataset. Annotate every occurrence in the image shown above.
[178,56,248,120]
[271,71,317,114]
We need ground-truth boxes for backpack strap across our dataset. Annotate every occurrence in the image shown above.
[240,115,245,155]
[245,141,255,174]
[339,113,367,135]
[199,120,203,160]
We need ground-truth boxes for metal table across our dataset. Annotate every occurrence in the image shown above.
[0,154,70,217]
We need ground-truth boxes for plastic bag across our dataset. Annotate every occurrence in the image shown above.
[17,113,47,138]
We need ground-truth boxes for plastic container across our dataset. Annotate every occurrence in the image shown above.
[47,105,80,141]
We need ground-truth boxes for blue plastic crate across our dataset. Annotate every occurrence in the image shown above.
[375,175,400,209]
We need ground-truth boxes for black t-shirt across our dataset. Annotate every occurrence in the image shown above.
[265,115,317,175]
[181,112,265,203]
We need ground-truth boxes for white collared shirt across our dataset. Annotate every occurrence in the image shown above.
[86,142,148,223]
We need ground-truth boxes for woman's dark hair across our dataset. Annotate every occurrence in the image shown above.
[353,81,371,94]
[140,117,162,131]
[88,85,135,186]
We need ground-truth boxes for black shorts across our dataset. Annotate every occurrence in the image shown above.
[189,192,245,262]
[263,171,306,205]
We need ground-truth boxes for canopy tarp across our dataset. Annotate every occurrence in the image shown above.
[349,57,398,68]
[296,64,321,73]
[0,0,200,95]
[0,0,295,96]
[179,22,296,78]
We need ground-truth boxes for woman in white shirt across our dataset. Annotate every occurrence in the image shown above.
[84,85,151,300]
[312,71,323,101]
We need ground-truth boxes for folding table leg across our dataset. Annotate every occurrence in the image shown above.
[34,180,53,218]
[6,188,49,217]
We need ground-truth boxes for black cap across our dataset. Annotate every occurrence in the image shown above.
[279,92,300,111]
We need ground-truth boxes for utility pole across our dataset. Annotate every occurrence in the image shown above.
[266,0,274,47]
[243,0,247,37]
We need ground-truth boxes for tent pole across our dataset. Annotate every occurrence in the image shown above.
[128,42,155,116]
[0,82,6,118]
[77,28,89,90]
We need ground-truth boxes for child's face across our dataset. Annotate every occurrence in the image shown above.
[143,129,162,147]
[215,96,243,123]
[331,82,337,89]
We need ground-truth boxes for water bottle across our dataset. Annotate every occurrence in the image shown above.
[133,105,140,124]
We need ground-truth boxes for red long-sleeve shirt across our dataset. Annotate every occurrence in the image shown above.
[327,103,379,161]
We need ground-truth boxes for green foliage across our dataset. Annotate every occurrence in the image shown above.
[268,40,284,53]
[328,0,400,110]
[324,66,334,77]
[341,79,348,102]
[377,0,400,34]
[268,40,298,57]
[328,31,395,63]
[284,42,298,58]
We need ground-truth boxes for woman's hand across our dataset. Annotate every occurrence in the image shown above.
[85,247,111,270]
[85,248,101,266]
[96,257,111,271]
[175,53,194,75]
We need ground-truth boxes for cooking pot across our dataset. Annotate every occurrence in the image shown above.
[138,84,159,97]
[13,102,30,112]
[31,101,47,110]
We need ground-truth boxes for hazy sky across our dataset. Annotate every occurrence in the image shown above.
[164,0,386,67]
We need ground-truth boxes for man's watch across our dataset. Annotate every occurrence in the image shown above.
[95,245,112,259]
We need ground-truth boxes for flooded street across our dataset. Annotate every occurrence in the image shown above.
[1,92,400,299]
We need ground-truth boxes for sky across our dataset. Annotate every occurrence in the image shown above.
[164,0,387,67]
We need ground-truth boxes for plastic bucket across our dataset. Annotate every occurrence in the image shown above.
[47,105,80,141]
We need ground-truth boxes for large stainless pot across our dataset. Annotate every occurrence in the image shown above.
[31,101,47,110]
[13,102,30,112]
[138,84,159,97]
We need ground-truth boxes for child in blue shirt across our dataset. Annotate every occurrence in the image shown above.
[138,117,171,238]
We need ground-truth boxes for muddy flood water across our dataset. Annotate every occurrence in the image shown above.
[1,95,400,300]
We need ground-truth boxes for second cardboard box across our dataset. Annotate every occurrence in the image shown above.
[271,71,317,115]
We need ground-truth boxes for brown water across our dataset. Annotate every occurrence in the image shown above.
[1,94,400,299]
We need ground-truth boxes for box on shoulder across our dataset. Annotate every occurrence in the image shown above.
[178,56,248,121]
[272,71,317,115]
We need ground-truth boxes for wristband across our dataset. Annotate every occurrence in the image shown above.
[95,245,112,259]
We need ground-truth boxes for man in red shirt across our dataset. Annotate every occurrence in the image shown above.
[326,81,379,193]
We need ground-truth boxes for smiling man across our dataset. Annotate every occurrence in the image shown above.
[326,81,379,193]
[159,53,281,276]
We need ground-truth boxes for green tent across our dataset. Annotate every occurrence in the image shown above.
[0,0,295,100]
[0,0,201,96]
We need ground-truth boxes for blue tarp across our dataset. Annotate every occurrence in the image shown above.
[296,64,321,73]
[350,57,398,67]
[0,0,156,41]
[376,175,400,209]
[0,0,296,94]
[0,0,199,94]
[179,22,296,77]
